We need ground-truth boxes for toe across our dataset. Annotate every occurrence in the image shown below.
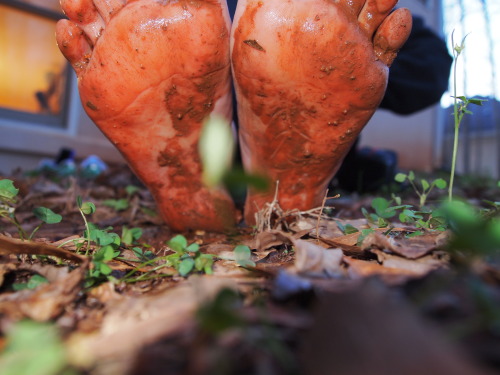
[373,8,412,66]
[337,0,365,18]
[60,0,105,45]
[358,0,398,38]
[56,19,92,73]
[93,0,125,23]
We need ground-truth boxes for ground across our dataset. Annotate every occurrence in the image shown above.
[1,163,500,375]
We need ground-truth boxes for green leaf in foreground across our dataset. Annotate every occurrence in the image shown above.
[394,173,407,183]
[80,201,96,215]
[168,234,188,253]
[121,226,143,246]
[234,245,255,267]
[434,178,447,189]
[0,320,69,375]
[179,258,195,276]
[32,207,62,224]
[198,115,235,188]
[0,179,19,203]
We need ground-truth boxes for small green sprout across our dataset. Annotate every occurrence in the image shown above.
[448,31,486,201]
[395,171,447,209]
[102,184,141,212]
[12,274,49,291]
[166,234,214,276]
[0,179,62,240]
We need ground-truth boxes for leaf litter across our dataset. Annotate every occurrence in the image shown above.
[0,166,499,374]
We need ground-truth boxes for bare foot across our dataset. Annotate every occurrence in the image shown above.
[56,0,236,232]
[231,0,412,224]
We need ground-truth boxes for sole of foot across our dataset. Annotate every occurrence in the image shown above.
[57,0,236,232]
[231,0,412,225]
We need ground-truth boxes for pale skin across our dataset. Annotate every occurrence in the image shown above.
[56,0,412,231]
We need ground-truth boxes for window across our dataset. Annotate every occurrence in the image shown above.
[440,0,500,177]
[0,0,70,127]
[441,0,500,104]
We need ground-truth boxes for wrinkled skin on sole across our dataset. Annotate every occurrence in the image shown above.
[56,0,236,232]
[231,0,412,224]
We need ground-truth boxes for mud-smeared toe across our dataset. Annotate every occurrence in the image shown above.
[358,0,398,38]
[373,8,412,66]
[60,0,105,45]
[337,0,365,18]
[93,0,125,23]
[56,20,92,72]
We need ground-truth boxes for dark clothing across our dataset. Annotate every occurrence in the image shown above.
[380,16,452,114]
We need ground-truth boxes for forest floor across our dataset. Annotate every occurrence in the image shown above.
[1,163,500,375]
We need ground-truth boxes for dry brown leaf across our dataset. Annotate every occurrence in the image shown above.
[362,231,444,259]
[0,261,88,321]
[252,230,293,251]
[66,276,236,371]
[344,257,425,285]
[293,239,343,277]
[371,249,445,276]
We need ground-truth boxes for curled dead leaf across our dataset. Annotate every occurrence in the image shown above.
[0,261,88,321]
[361,231,446,259]
[293,239,343,277]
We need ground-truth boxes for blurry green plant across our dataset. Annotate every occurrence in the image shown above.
[234,244,255,268]
[0,179,62,240]
[102,185,141,212]
[0,320,75,375]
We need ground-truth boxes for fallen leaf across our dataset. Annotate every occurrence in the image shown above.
[344,257,425,285]
[0,261,88,321]
[371,249,445,276]
[361,231,445,259]
[66,276,236,371]
[293,239,343,277]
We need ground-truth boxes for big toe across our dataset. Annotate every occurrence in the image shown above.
[373,8,412,66]
[56,20,92,73]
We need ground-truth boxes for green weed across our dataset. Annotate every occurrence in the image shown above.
[234,244,255,267]
[0,320,74,375]
[102,185,140,212]
[448,32,486,201]
[0,179,62,240]
[395,172,447,209]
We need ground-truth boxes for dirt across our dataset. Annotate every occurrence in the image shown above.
[1,164,500,375]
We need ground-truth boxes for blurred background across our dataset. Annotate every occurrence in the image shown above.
[0,0,498,179]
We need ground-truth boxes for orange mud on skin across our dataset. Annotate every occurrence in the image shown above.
[231,0,411,224]
[57,0,236,232]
